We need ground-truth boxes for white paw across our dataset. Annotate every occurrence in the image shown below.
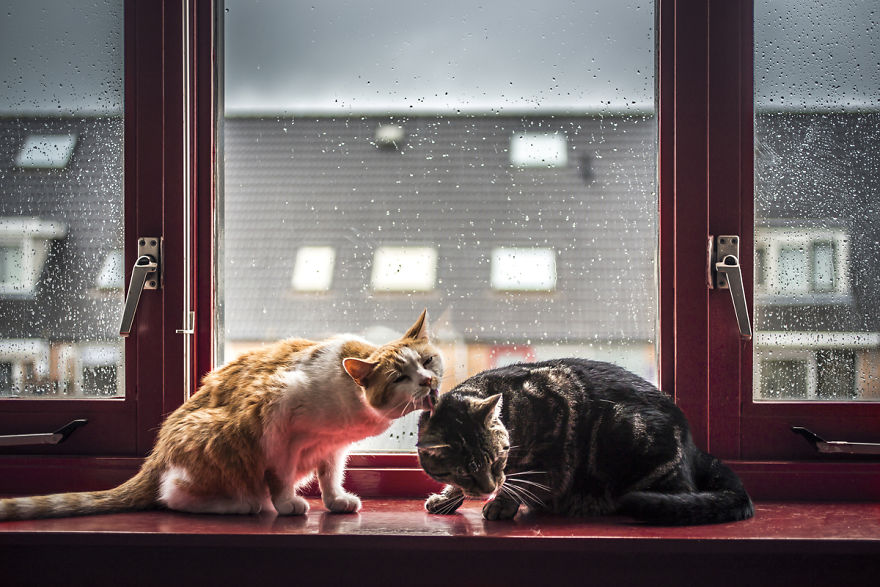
[325,492,361,513]
[274,495,309,516]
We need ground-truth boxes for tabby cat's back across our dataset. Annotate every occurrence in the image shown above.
[418,357,753,525]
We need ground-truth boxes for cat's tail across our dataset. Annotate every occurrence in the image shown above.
[0,465,161,521]
[617,450,754,526]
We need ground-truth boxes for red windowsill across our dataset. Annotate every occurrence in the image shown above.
[1,499,878,585]
[2,454,879,500]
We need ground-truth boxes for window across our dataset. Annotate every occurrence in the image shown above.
[0,0,195,464]
[77,343,123,397]
[291,246,336,292]
[0,340,50,397]
[95,250,124,290]
[371,246,437,292]
[751,0,880,419]
[15,134,78,169]
[221,0,657,454]
[754,227,849,298]
[5,0,878,502]
[509,132,568,168]
[490,247,557,291]
[0,218,67,295]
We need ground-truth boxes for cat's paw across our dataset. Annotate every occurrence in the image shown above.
[274,495,310,516]
[325,492,361,514]
[425,492,464,515]
[482,497,519,521]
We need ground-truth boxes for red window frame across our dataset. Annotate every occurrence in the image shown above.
[0,0,213,488]
[3,0,878,500]
[660,0,880,498]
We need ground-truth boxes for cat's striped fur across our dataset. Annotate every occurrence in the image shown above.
[1,310,443,521]
[417,358,753,525]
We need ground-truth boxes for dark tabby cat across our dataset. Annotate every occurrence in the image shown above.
[417,358,754,525]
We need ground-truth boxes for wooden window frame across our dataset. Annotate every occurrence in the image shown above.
[2,0,878,501]
[662,0,880,497]
[0,0,213,483]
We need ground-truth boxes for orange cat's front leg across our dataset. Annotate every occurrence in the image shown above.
[264,469,309,515]
[316,450,361,513]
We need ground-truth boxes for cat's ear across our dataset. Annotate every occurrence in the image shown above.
[403,308,429,341]
[476,394,503,425]
[342,357,377,388]
[416,439,450,456]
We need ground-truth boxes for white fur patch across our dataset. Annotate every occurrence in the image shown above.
[159,466,263,514]
[158,466,192,508]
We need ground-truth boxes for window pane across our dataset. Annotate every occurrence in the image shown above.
[759,359,809,400]
[0,1,124,398]
[812,242,835,292]
[777,246,808,295]
[754,0,880,401]
[220,0,657,450]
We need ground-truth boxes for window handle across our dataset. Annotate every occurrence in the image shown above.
[0,419,87,448]
[119,237,161,337]
[792,426,880,456]
[709,235,753,340]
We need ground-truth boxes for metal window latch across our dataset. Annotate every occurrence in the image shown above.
[792,427,880,456]
[119,237,162,337]
[0,419,87,448]
[708,235,752,340]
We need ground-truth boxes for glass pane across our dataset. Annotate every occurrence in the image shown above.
[220,0,657,450]
[754,0,880,401]
[0,1,124,398]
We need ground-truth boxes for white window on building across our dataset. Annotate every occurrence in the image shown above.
[0,217,67,295]
[291,246,336,292]
[754,331,879,401]
[491,247,557,291]
[15,134,78,169]
[96,250,124,290]
[509,132,568,168]
[371,246,437,292]
[0,339,51,397]
[754,227,849,298]
[77,343,123,397]
[755,347,816,400]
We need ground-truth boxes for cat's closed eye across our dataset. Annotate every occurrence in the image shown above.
[394,374,410,384]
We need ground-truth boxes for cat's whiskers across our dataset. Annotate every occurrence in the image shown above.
[506,477,550,492]
[499,483,535,508]
[505,470,549,478]
[444,496,464,514]
[502,479,546,508]
[397,397,415,420]
[432,494,464,515]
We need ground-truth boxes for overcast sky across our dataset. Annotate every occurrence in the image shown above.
[0,0,877,115]
[223,0,654,115]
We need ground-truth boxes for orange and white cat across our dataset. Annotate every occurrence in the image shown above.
[0,310,443,520]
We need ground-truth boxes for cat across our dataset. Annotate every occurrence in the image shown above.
[0,310,443,521]
[417,358,754,525]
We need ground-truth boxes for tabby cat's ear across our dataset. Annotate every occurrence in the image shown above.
[403,308,429,341]
[416,439,450,456]
[476,394,503,426]
[342,357,377,388]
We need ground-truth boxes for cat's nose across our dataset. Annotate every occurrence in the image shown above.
[419,376,433,387]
